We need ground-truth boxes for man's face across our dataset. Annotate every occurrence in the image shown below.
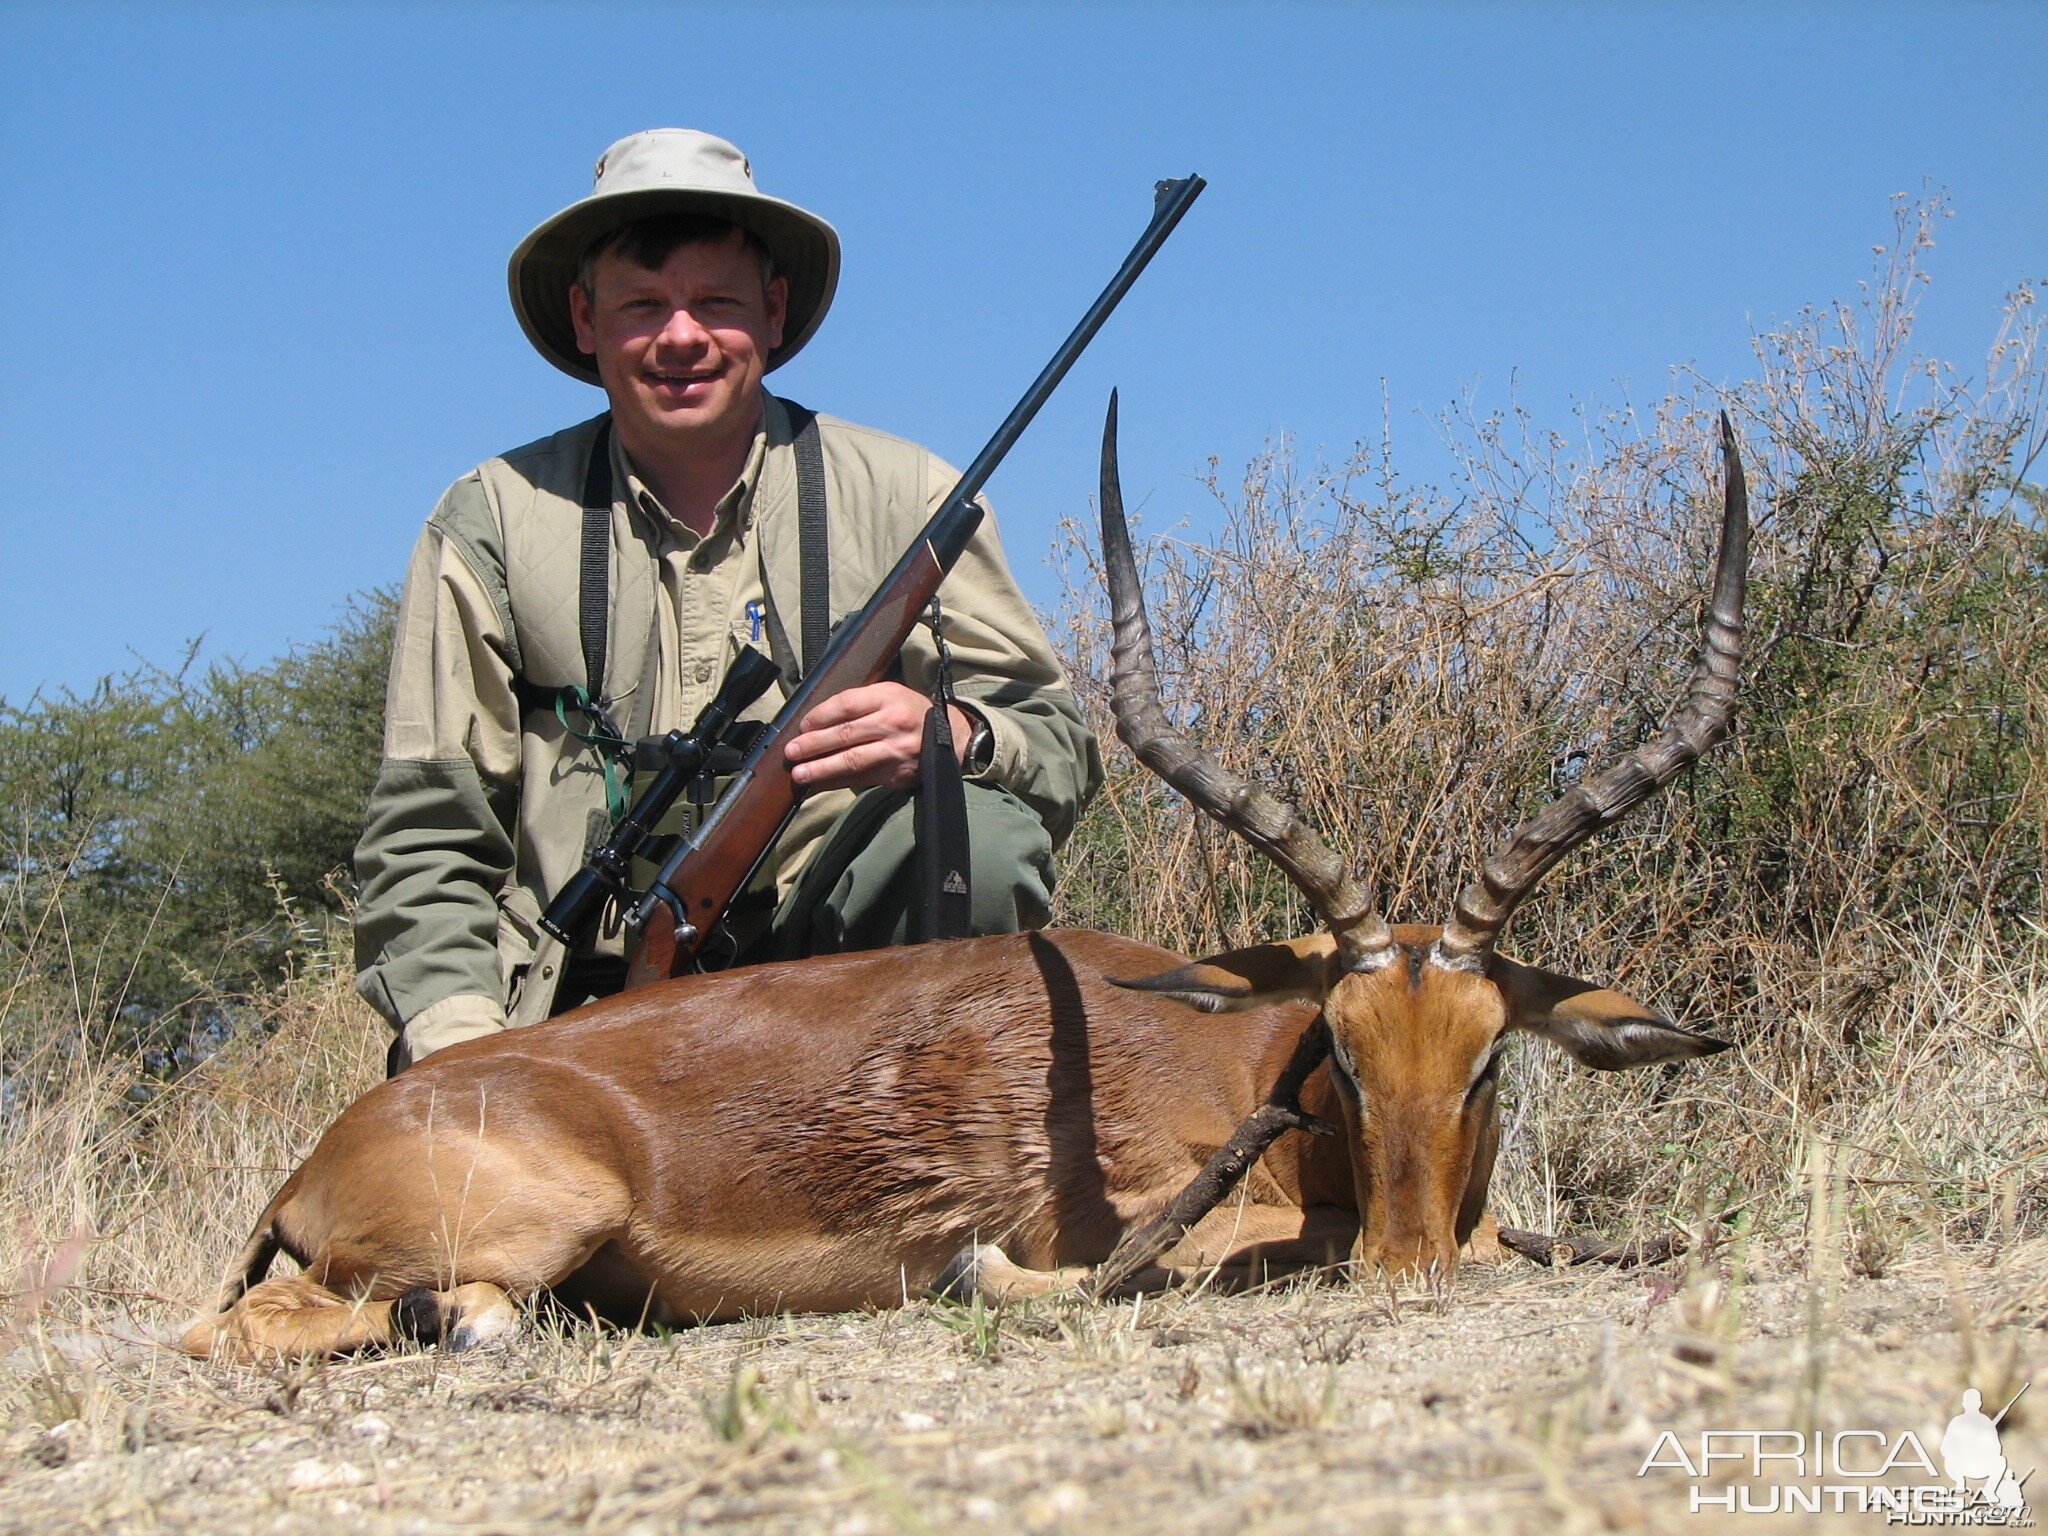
[569,231,788,450]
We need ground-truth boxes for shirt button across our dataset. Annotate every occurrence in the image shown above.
[693,658,714,683]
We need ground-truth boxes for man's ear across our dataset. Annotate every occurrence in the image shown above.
[569,280,599,356]
[1109,934,1340,1014]
[764,273,789,351]
[1492,956,1732,1070]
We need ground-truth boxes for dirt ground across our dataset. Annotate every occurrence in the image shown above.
[1,1232,2041,1536]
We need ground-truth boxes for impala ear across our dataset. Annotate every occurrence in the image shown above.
[1110,934,1341,1014]
[1493,957,1733,1070]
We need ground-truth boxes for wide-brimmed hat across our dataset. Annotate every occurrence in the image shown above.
[509,129,840,384]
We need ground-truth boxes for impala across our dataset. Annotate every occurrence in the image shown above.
[184,399,1746,1360]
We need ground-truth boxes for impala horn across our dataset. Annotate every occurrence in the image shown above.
[1098,391,1395,970]
[1433,413,1751,971]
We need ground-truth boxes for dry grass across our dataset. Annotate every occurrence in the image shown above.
[3,197,2044,1531]
[0,1003,2041,1535]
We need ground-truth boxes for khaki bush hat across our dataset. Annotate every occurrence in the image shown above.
[509,129,841,384]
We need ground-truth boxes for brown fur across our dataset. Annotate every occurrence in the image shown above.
[186,931,1355,1358]
[186,923,1720,1359]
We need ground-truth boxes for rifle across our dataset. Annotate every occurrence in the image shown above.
[616,174,1207,988]
[536,646,783,951]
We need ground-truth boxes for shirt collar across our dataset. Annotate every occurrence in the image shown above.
[610,405,771,542]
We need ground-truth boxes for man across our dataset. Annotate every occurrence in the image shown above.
[355,130,1101,1068]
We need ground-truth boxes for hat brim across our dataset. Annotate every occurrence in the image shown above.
[509,185,840,384]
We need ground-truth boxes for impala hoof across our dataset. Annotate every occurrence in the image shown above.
[392,1283,518,1352]
[444,1284,519,1351]
[932,1243,1006,1301]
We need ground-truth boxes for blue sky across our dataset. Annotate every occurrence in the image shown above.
[2,2,2042,700]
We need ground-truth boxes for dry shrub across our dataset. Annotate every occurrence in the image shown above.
[1050,195,2046,1237]
[0,925,380,1401]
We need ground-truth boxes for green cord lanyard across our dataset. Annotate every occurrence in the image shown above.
[552,685,632,824]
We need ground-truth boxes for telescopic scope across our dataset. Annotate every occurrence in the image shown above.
[537,647,781,946]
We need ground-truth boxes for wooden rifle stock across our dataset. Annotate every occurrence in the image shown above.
[621,172,1206,988]
[622,519,969,987]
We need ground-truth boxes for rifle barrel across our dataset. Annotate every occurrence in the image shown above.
[946,175,1204,516]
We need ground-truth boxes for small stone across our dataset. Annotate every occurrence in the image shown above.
[897,1410,938,1430]
[32,1419,84,1467]
[284,1458,369,1491]
[1048,1483,1087,1515]
[347,1414,393,1444]
[964,1495,1001,1520]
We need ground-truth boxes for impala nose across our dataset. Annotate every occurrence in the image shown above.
[1357,1233,1461,1280]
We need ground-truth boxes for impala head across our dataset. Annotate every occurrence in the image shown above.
[1095,393,1748,1277]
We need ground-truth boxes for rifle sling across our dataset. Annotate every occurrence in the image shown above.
[914,595,973,943]
[781,402,970,942]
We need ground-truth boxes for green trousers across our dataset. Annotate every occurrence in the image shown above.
[757,780,1055,961]
[547,780,1055,1013]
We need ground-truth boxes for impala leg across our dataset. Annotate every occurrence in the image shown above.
[936,1207,1352,1306]
[391,1281,521,1350]
[1160,1202,1353,1271]
[1080,1246,1349,1298]
[181,1274,397,1361]
[1462,1212,1511,1265]
[180,1269,521,1362]
[932,1242,1295,1305]
[182,1273,522,1362]
[934,1244,1091,1304]
[1118,1207,1355,1296]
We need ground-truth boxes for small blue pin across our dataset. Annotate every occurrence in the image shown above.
[745,599,766,644]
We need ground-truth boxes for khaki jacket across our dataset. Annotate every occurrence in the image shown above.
[354,397,1100,1043]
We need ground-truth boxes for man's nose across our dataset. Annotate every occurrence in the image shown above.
[653,304,714,352]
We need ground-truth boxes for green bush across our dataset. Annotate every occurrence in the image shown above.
[0,592,393,1054]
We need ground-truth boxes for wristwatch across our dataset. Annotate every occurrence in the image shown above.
[961,708,995,776]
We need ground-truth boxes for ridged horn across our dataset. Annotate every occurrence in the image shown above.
[1434,412,1751,970]
[1099,391,1395,968]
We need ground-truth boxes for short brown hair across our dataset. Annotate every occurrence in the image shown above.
[574,214,776,302]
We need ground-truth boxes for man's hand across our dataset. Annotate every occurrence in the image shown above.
[785,682,972,792]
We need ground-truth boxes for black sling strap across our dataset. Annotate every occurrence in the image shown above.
[913,595,974,943]
[780,400,968,941]
[783,402,830,680]
[578,416,615,703]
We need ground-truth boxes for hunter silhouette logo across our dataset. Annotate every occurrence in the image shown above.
[1637,1383,2034,1521]
[1942,1388,2032,1513]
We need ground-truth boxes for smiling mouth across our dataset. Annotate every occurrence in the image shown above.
[647,365,723,388]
